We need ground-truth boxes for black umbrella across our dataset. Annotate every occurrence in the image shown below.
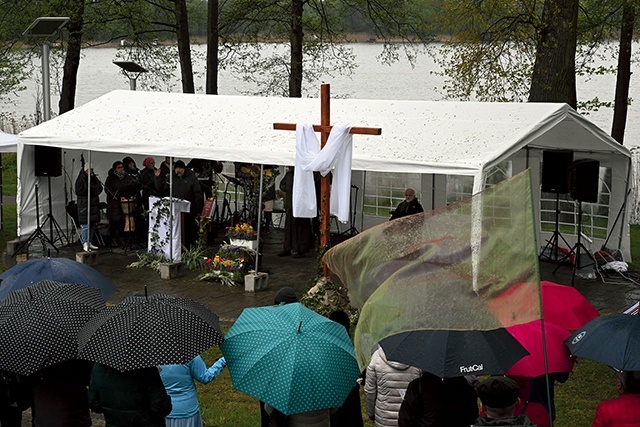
[564,314,640,371]
[77,291,223,371]
[0,280,105,375]
[379,328,529,377]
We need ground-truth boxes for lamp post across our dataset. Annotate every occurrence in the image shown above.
[113,61,148,90]
[22,17,69,245]
[23,17,69,121]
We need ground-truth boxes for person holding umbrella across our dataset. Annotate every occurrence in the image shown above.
[365,346,421,426]
[159,355,227,427]
[88,363,172,426]
[473,376,534,427]
[397,371,478,427]
[30,359,93,427]
[592,370,640,427]
[259,287,299,427]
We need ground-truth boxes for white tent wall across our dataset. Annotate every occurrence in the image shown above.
[17,145,156,244]
[16,90,632,260]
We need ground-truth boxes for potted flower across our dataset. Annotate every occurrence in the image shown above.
[226,223,258,250]
[198,245,256,286]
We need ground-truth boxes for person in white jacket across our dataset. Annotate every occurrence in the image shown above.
[365,346,422,427]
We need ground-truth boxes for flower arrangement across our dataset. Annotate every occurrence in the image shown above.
[198,244,256,286]
[226,223,257,241]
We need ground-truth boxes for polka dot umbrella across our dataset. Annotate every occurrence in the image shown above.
[220,302,361,416]
[77,291,223,372]
[0,280,105,375]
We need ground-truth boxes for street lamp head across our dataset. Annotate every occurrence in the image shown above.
[113,61,148,73]
[23,17,70,37]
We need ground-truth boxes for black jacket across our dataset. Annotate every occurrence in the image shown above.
[75,170,103,225]
[88,363,172,427]
[398,373,478,427]
[390,199,424,220]
[105,169,140,222]
[155,168,203,215]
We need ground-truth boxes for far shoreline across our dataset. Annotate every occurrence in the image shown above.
[74,33,439,49]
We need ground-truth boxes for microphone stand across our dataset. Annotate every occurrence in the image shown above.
[63,151,70,240]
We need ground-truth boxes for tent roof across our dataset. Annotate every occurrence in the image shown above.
[0,131,17,153]
[18,90,630,175]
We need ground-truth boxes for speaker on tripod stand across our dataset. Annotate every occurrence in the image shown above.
[539,150,573,262]
[553,158,600,284]
[33,145,67,247]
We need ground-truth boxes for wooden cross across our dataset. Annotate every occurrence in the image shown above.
[274,84,382,275]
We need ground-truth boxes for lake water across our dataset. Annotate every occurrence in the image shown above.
[2,42,639,147]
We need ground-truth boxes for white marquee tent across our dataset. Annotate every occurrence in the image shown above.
[17,90,632,259]
[0,131,18,153]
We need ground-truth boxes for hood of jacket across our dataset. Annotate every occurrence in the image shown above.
[379,347,414,371]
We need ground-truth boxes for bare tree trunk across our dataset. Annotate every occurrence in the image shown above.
[289,0,303,98]
[174,0,195,93]
[611,1,636,144]
[59,0,85,114]
[528,0,578,108]
[206,0,219,95]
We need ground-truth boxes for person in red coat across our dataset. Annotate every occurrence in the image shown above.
[592,370,640,427]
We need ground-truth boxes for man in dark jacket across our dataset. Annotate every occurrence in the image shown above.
[88,363,172,426]
[398,372,478,427]
[390,188,424,220]
[75,166,103,252]
[473,376,535,427]
[155,160,203,248]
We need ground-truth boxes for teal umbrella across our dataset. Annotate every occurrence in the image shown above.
[221,303,360,415]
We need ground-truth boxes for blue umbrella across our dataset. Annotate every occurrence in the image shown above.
[0,257,116,301]
[565,314,640,371]
[221,303,361,416]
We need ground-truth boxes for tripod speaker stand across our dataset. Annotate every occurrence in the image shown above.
[553,200,596,285]
[340,185,360,237]
[539,192,572,262]
[12,183,61,256]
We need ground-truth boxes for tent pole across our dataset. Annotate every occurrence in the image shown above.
[169,156,173,262]
[255,164,264,272]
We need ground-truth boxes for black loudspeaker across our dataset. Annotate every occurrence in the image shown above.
[570,159,600,203]
[541,150,573,193]
[34,146,62,177]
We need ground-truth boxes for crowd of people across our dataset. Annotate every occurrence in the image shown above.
[74,156,210,252]
[0,283,637,426]
[73,158,333,263]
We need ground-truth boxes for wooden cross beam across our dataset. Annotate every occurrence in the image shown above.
[273,83,382,275]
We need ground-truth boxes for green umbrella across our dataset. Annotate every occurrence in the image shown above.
[221,303,360,416]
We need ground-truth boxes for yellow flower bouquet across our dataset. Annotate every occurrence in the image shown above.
[226,223,257,241]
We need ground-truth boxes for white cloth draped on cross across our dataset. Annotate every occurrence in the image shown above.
[292,123,353,222]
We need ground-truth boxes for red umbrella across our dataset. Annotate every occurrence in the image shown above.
[540,281,599,330]
[506,320,574,378]
[487,281,598,331]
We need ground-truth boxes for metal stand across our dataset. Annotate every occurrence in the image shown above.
[44,176,68,245]
[340,185,360,237]
[553,201,596,285]
[12,184,60,256]
[121,198,140,254]
[539,192,571,262]
[212,176,234,227]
